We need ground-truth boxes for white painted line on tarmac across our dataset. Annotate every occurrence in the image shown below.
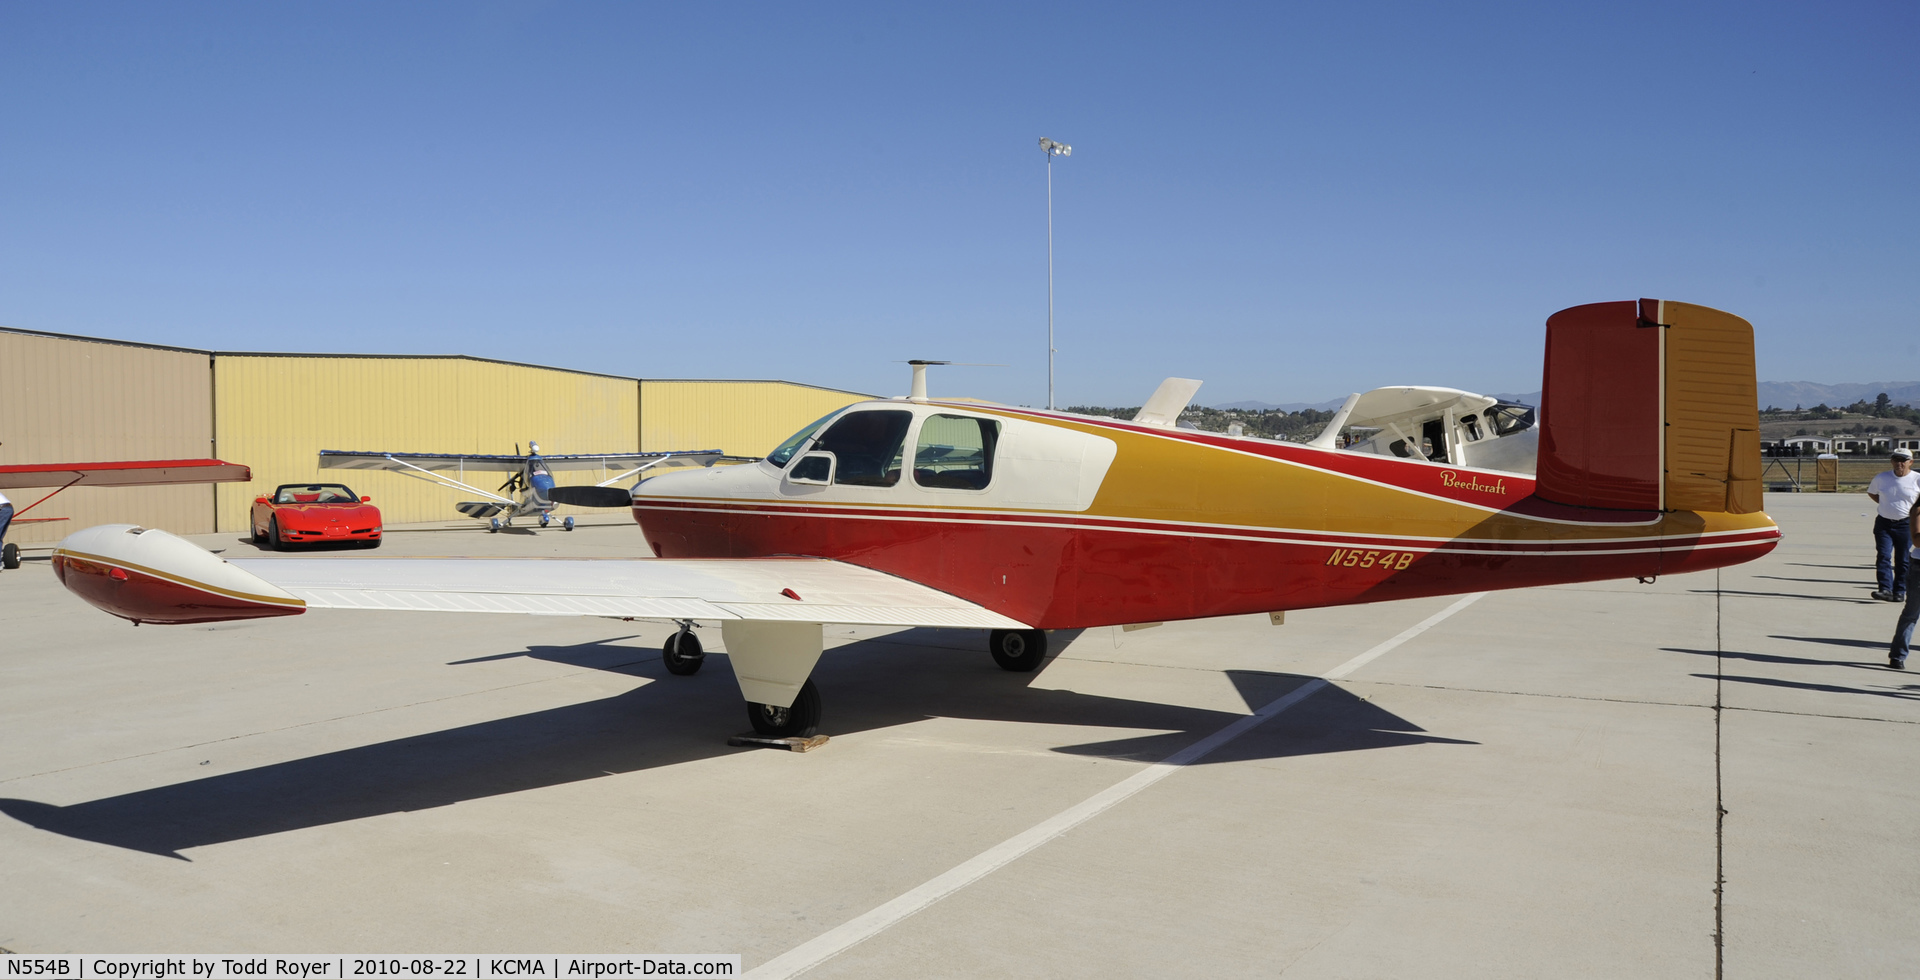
[746,591,1491,979]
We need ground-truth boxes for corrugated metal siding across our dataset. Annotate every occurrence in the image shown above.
[641,381,870,457]
[0,330,215,543]
[214,356,640,531]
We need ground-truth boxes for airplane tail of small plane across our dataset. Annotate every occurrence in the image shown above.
[1533,298,1762,515]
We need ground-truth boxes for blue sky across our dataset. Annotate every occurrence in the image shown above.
[2,2,1913,406]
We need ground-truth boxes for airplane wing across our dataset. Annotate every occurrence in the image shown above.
[534,451,724,472]
[318,451,527,473]
[51,524,1029,630]
[0,458,251,490]
[317,449,722,474]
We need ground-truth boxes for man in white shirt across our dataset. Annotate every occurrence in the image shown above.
[1867,448,1920,601]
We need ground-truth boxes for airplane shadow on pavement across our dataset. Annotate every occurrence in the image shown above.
[0,627,1472,859]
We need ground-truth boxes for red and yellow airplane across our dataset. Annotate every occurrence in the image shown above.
[48,300,1778,738]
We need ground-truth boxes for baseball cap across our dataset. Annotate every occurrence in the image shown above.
[1894,448,1913,459]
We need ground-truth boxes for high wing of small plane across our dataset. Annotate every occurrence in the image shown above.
[1312,385,1541,473]
[318,443,722,532]
[50,299,1780,741]
[0,458,251,569]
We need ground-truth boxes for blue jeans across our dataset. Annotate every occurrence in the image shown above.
[1874,516,1912,595]
[0,502,11,549]
[1892,565,1920,663]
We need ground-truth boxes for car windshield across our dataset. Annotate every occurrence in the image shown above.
[766,410,845,467]
[275,484,360,504]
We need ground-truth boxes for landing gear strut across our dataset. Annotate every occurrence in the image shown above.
[989,629,1048,672]
[663,622,705,676]
[747,679,821,738]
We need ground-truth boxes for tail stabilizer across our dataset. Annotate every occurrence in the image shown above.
[1535,298,1761,514]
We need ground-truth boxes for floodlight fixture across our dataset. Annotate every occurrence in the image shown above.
[1039,137,1071,157]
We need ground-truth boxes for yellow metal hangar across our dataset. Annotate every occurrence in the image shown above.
[0,325,871,544]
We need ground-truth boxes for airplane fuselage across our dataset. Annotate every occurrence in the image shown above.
[631,401,1780,630]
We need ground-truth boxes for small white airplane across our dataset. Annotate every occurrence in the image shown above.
[318,442,721,532]
[1316,386,1540,473]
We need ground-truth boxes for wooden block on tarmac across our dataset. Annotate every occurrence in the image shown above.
[727,733,830,752]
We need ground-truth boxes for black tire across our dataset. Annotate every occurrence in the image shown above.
[267,516,284,551]
[2,542,18,570]
[251,523,266,545]
[662,631,705,676]
[989,629,1048,672]
[746,679,820,738]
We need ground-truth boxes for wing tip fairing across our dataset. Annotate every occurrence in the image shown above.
[50,525,305,625]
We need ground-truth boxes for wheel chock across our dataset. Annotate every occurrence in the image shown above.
[727,733,830,752]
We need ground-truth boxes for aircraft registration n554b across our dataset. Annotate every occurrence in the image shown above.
[50,299,1780,739]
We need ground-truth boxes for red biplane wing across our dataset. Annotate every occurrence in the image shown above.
[0,459,251,491]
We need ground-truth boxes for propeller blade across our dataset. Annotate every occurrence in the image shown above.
[546,485,633,508]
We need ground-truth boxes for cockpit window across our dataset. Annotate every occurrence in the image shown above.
[1487,403,1536,437]
[913,414,1000,490]
[813,410,912,487]
[766,410,844,468]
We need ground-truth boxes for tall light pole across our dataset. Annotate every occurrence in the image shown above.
[1039,137,1070,410]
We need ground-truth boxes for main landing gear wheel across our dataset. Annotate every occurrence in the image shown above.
[662,630,705,676]
[747,679,821,738]
[564,516,575,531]
[2,542,18,570]
[489,518,502,533]
[989,629,1048,672]
[267,516,284,551]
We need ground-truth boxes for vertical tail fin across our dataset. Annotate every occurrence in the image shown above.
[1535,298,1761,514]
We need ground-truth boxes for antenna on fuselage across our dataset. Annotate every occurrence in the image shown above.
[898,360,1008,403]
[907,360,950,402]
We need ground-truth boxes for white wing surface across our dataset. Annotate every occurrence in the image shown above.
[52,525,1028,630]
[228,556,1024,628]
[318,450,723,473]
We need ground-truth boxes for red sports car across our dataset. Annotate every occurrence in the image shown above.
[251,482,383,549]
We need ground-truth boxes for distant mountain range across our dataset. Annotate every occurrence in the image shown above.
[1755,382,1920,410]
[1214,382,1920,414]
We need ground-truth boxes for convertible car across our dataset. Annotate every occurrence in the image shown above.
[251,483,382,549]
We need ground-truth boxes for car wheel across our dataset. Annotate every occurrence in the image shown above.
[251,522,265,545]
[268,516,284,551]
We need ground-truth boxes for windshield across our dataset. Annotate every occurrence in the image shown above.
[274,484,360,504]
[766,409,845,467]
[1487,402,1537,437]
